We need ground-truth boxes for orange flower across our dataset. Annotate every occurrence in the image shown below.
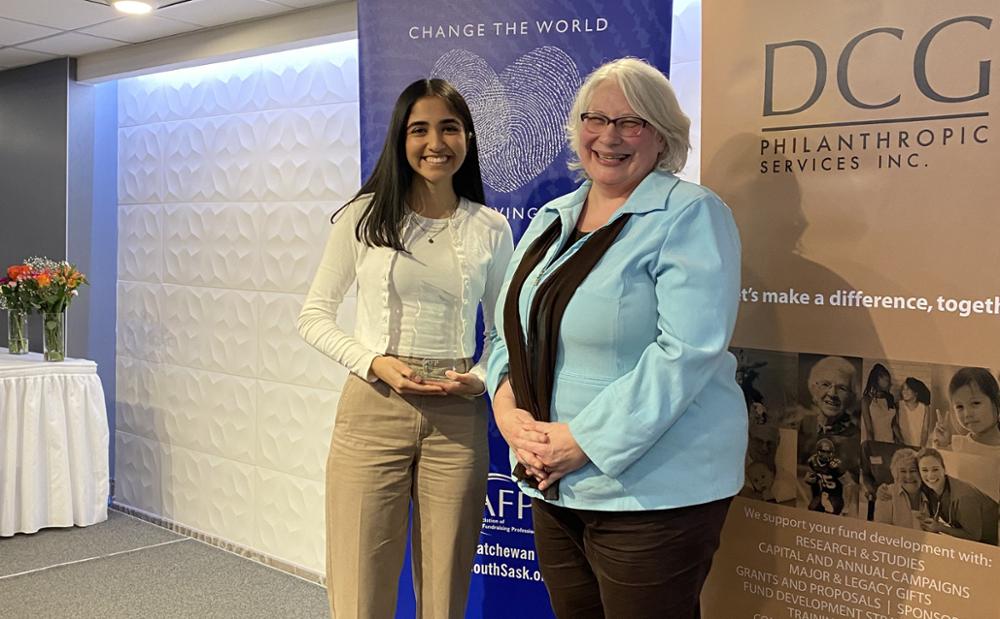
[35,273,51,287]
[7,265,30,280]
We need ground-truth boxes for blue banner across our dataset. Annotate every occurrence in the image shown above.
[358,2,673,617]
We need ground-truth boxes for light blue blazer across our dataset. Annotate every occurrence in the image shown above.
[487,170,748,511]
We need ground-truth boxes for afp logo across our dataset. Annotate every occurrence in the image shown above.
[484,472,532,523]
[763,16,992,116]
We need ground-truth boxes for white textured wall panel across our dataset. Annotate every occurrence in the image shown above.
[671,0,702,65]
[254,468,326,572]
[116,40,360,574]
[115,431,166,514]
[670,0,702,182]
[257,381,339,481]
[118,77,167,128]
[259,202,339,293]
[116,357,160,440]
[669,61,702,182]
[259,46,359,108]
[117,281,164,362]
[163,204,260,289]
[157,443,257,547]
[257,292,351,391]
[119,126,164,205]
[159,285,260,376]
[118,45,358,129]
[257,105,360,202]
[156,364,257,463]
[118,204,163,283]
[160,62,264,123]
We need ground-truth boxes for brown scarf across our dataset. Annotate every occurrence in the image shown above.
[502,213,632,499]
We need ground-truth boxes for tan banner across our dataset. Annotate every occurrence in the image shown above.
[702,0,999,367]
[701,2,1000,617]
[704,497,995,619]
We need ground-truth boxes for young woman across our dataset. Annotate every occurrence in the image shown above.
[861,363,900,443]
[298,79,514,619]
[915,448,998,545]
[898,377,932,447]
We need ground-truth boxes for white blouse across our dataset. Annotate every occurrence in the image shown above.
[868,398,896,442]
[386,213,463,357]
[298,195,514,383]
[899,401,927,446]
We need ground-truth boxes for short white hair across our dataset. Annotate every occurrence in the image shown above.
[567,57,691,177]
[808,356,857,389]
[890,448,918,477]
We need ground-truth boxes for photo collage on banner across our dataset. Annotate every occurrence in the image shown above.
[735,348,999,546]
[356,2,673,618]
[701,1,999,617]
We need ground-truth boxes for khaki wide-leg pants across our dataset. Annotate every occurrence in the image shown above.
[325,372,488,619]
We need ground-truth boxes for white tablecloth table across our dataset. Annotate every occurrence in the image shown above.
[0,348,109,536]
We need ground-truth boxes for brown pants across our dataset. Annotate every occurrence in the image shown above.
[531,497,733,619]
[325,373,488,619]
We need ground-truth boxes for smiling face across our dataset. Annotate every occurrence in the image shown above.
[809,364,855,419]
[815,438,836,464]
[900,382,915,403]
[918,455,946,494]
[576,80,664,195]
[894,458,921,495]
[951,383,1000,437]
[404,96,468,188]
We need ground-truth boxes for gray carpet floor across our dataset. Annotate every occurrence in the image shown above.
[0,510,329,619]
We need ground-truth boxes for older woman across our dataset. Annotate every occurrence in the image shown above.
[487,58,746,618]
[873,448,926,528]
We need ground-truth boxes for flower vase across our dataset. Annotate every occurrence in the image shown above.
[43,311,66,362]
[6,309,29,354]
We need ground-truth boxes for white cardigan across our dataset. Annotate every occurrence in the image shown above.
[298,195,514,383]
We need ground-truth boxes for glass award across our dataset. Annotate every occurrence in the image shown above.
[401,279,463,382]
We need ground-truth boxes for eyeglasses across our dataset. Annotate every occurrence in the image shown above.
[813,380,852,396]
[580,112,649,137]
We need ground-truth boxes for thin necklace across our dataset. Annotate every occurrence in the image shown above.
[426,224,448,244]
[415,196,460,244]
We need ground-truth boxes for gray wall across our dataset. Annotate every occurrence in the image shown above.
[0,58,118,473]
[67,73,119,469]
[0,58,70,314]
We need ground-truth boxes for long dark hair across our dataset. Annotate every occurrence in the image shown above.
[335,78,485,250]
[863,363,895,409]
[902,377,931,406]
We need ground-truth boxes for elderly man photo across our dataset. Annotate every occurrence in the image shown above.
[791,355,862,516]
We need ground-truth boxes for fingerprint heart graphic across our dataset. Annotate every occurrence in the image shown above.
[431,46,582,193]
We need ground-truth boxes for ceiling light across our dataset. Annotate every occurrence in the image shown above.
[112,1,153,14]
[84,0,197,14]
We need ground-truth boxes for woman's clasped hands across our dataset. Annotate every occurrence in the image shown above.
[370,356,486,397]
[496,409,590,491]
[526,420,590,491]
